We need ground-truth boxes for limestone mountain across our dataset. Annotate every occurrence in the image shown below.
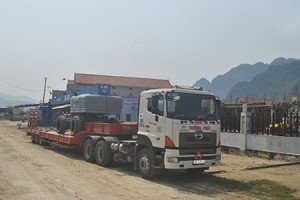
[193,62,269,99]
[226,59,300,101]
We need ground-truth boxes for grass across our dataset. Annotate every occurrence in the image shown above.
[244,180,298,200]
[155,172,298,199]
[204,175,298,200]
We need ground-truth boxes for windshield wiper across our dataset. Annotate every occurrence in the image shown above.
[172,114,185,119]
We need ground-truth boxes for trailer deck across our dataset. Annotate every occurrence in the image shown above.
[27,121,138,148]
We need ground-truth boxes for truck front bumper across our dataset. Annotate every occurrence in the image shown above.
[163,148,221,169]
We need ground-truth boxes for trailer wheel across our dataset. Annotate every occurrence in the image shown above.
[83,138,95,163]
[56,116,67,134]
[71,116,84,135]
[31,134,36,144]
[95,141,113,167]
[138,148,156,179]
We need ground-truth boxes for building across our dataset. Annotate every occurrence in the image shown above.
[51,90,66,98]
[66,73,172,98]
[292,96,299,102]
[238,97,273,105]
[52,73,172,122]
[0,108,7,118]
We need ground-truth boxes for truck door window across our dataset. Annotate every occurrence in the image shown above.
[157,96,164,116]
[147,98,153,112]
[147,95,164,116]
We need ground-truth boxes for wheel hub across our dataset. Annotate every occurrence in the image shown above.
[139,155,149,172]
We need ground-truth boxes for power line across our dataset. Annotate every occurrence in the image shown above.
[0,78,42,92]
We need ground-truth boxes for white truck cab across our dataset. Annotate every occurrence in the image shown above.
[136,86,221,179]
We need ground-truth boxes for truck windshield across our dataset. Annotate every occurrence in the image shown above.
[166,92,218,120]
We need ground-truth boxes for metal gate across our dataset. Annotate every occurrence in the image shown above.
[220,102,300,137]
[220,104,241,133]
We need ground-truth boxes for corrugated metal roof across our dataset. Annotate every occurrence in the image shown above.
[73,73,172,89]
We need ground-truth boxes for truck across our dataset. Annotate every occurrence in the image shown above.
[26,86,221,179]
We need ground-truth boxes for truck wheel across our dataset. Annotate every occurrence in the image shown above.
[95,141,113,167]
[31,134,36,144]
[138,148,156,179]
[71,116,84,135]
[83,138,95,163]
[34,135,40,144]
[56,116,67,134]
[38,137,46,146]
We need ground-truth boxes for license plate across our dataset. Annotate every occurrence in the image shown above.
[193,160,205,165]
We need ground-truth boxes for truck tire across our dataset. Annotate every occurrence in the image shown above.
[95,141,113,167]
[71,116,84,135]
[38,137,47,146]
[31,134,36,144]
[34,135,40,144]
[138,148,156,179]
[56,116,67,134]
[83,138,95,163]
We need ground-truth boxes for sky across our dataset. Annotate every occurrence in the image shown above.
[0,0,300,102]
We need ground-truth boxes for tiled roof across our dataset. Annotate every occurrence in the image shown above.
[73,73,172,89]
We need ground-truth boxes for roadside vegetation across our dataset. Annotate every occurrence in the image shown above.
[214,177,298,200]
[245,180,297,200]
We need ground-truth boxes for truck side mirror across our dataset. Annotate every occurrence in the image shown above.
[216,99,221,110]
[155,114,159,122]
[216,99,221,114]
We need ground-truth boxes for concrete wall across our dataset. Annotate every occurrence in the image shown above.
[220,132,243,149]
[221,132,300,156]
[246,134,300,155]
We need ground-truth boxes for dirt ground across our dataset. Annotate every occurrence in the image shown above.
[0,120,299,200]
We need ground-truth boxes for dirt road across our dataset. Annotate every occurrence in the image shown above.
[0,120,299,200]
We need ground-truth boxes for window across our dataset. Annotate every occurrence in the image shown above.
[147,95,164,116]
[147,98,153,112]
[157,96,164,116]
[126,114,131,121]
[166,92,218,120]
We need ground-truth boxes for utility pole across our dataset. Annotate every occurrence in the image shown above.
[42,77,47,104]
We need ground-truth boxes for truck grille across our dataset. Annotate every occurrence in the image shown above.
[179,132,216,155]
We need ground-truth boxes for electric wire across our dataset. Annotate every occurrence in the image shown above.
[0,78,42,92]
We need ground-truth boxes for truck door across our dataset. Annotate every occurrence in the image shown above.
[140,94,165,148]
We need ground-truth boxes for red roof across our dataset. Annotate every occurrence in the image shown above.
[73,73,172,89]
[239,97,273,104]
[68,80,75,84]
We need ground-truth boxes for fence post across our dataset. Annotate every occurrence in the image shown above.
[240,104,251,151]
[296,113,299,137]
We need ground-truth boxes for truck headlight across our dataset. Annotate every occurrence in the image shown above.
[167,157,179,163]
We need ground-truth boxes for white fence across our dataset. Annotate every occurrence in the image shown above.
[220,132,300,156]
[220,105,300,156]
